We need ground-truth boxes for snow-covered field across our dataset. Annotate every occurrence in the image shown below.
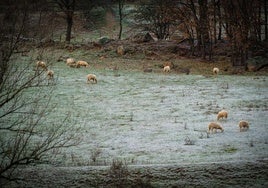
[3,61,268,187]
[45,62,268,167]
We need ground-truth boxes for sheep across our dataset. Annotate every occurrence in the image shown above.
[87,74,97,84]
[213,67,219,75]
[238,120,249,132]
[208,122,224,133]
[66,58,76,66]
[36,61,47,70]
[76,60,89,68]
[163,61,174,69]
[117,45,124,56]
[163,65,171,73]
[46,70,54,79]
[217,110,228,120]
[69,63,79,68]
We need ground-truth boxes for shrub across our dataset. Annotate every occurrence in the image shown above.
[108,159,129,187]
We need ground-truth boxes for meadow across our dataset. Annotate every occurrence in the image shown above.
[39,57,268,167]
[3,50,268,187]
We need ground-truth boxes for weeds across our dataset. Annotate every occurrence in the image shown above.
[223,145,238,153]
[90,148,102,164]
[134,171,154,188]
[184,136,195,145]
[249,140,254,147]
[130,112,134,122]
[199,132,210,139]
[184,122,188,130]
[108,159,129,187]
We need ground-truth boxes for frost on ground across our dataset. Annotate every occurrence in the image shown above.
[3,63,268,187]
[49,67,268,166]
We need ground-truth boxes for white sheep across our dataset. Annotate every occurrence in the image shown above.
[163,65,170,73]
[77,60,89,68]
[213,67,219,75]
[66,58,75,66]
[163,61,173,68]
[36,61,47,70]
[238,120,249,132]
[46,70,54,79]
[87,74,97,84]
[208,122,224,133]
[217,110,228,120]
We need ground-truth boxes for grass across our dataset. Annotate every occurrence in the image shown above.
[222,145,238,154]
[8,46,268,167]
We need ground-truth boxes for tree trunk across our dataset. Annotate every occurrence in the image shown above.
[66,14,73,43]
[265,0,268,41]
[216,0,222,40]
[213,0,217,44]
[198,0,210,59]
[118,0,124,40]
[56,0,75,43]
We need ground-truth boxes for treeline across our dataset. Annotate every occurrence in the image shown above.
[135,0,267,65]
[0,0,267,66]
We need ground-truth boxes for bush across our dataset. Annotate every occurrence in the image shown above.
[108,159,129,187]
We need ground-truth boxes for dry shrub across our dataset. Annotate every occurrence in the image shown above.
[184,136,195,145]
[108,159,129,187]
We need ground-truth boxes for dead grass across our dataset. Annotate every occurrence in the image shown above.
[47,42,267,76]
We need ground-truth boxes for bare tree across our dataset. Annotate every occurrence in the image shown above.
[55,0,76,43]
[265,0,268,41]
[198,0,210,59]
[118,0,125,40]
[0,1,80,184]
[135,0,179,40]
[221,0,262,66]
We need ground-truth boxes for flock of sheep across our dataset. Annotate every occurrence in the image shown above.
[36,61,54,79]
[37,59,249,134]
[65,58,97,83]
[208,110,249,134]
[36,58,97,84]
[207,70,249,134]
[163,64,249,134]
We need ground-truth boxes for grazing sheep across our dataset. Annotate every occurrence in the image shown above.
[69,63,79,68]
[87,74,97,84]
[213,67,219,75]
[46,70,54,79]
[77,60,89,68]
[208,122,224,133]
[217,110,228,120]
[163,65,171,73]
[66,58,75,66]
[239,120,249,132]
[36,61,47,70]
[163,61,174,69]
[117,45,124,56]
